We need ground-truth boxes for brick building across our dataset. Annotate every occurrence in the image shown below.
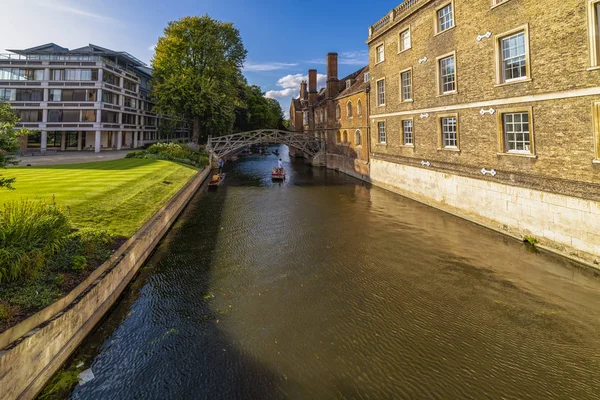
[289,54,370,179]
[366,0,600,264]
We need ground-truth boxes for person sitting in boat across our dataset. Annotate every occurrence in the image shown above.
[218,158,224,174]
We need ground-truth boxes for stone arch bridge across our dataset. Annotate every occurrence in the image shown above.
[207,130,326,165]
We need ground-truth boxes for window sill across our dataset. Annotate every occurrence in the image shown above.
[437,91,457,97]
[399,144,415,148]
[496,152,537,159]
[494,78,532,87]
[434,25,456,37]
[437,147,460,152]
[587,66,600,71]
[376,142,387,146]
[375,60,385,65]
[592,159,600,165]
[376,104,386,107]
[398,47,412,55]
[402,99,414,103]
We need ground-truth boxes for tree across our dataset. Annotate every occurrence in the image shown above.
[151,15,247,143]
[233,85,285,132]
[157,117,177,142]
[0,103,27,190]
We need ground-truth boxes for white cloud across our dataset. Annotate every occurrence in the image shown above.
[148,45,156,52]
[37,1,119,22]
[264,73,327,101]
[244,62,298,72]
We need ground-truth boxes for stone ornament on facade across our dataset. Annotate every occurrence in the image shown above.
[418,56,428,64]
[421,160,431,167]
[477,32,492,41]
[479,108,495,116]
[481,168,497,177]
[420,113,429,119]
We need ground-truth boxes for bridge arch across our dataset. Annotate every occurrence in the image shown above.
[207,129,325,161]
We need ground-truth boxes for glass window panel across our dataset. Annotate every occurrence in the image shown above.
[403,120,413,145]
[81,110,96,122]
[377,80,385,105]
[439,56,456,93]
[503,112,530,152]
[401,70,412,101]
[378,121,386,143]
[63,110,80,122]
[438,4,454,32]
[441,117,457,148]
[501,32,526,81]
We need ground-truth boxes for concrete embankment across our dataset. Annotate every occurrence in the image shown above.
[0,166,211,400]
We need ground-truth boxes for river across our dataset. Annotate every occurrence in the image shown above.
[63,146,600,399]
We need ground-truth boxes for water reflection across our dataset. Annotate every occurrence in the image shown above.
[66,145,600,399]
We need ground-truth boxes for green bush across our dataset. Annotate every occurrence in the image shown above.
[0,199,70,283]
[73,228,114,262]
[126,142,209,168]
[70,256,87,271]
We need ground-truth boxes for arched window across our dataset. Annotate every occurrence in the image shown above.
[343,130,348,143]
[347,101,353,118]
[325,109,328,121]
[336,131,341,143]
[357,99,363,117]
[355,130,362,146]
[336,104,341,120]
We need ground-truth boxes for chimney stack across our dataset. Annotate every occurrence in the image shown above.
[326,53,339,98]
[308,69,317,105]
[300,80,307,101]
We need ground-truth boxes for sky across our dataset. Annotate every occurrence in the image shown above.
[0,0,396,117]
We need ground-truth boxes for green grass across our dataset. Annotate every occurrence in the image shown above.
[2,159,198,237]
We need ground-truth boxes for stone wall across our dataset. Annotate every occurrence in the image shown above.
[371,157,600,266]
[0,166,211,400]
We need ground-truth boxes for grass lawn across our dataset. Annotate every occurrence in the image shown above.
[1,158,199,237]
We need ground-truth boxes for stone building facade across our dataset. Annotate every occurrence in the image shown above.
[289,54,370,179]
[366,0,600,264]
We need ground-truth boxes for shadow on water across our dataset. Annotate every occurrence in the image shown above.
[51,179,288,400]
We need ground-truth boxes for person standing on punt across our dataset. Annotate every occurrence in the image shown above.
[218,158,224,174]
[278,158,283,171]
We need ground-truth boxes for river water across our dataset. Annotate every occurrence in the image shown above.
[65,146,600,399]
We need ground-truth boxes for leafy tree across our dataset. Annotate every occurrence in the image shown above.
[151,15,247,143]
[233,85,285,132]
[0,103,28,190]
[157,117,177,142]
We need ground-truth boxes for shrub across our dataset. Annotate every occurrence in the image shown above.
[70,256,87,271]
[73,228,114,262]
[126,142,209,168]
[0,199,70,283]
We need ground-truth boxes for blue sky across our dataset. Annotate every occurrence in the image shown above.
[0,0,395,116]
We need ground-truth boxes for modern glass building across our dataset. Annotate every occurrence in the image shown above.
[0,43,189,153]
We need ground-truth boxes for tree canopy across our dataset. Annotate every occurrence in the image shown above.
[151,15,247,143]
[0,103,27,189]
[234,85,285,132]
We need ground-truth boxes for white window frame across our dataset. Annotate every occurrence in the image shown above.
[376,43,385,64]
[402,119,414,146]
[347,101,353,118]
[364,72,370,83]
[399,27,411,53]
[400,68,413,102]
[491,0,509,8]
[438,113,459,150]
[355,129,362,146]
[434,1,455,35]
[588,0,600,68]
[436,51,457,95]
[357,99,363,117]
[376,78,386,106]
[377,121,387,144]
[495,25,531,85]
[496,107,535,156]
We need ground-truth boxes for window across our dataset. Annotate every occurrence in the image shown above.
[492,0,507,6]
[364,72,370,83]
[102,91,120,105]
[123,114,136,125]
[497,108,534,155]
[589,1,600,67]
[303,111,309,125]
[355,130,362,146]
[53,69,97,81]
[0,68,44,81]
[376,79,385,106]
[124,97,137,108]
[15,89,43,101]
[399,29,411,52]
[400,69,412,101]
[438,54,456,94]
[123,79,137,91]
[81,110,96,122]
[0,88,16,101]
[594,101,600,160]
[343,131,348,143]
[101,111,119,123]
[336,131,341,143]
[103,71,119,86]
[376,44,385,63]
[439,116,458,148]
[402,120,413,145]
[347,101,353,118]
[436,3,454,33]
[357,99,363,117]
[336,104,341,120]
[496,26,530,84]
[378,121,386,143]
[16,110,42,122]
[346,80,352,89]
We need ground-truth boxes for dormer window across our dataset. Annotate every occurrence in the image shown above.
[346,80,352,89]
[364,72,370,83]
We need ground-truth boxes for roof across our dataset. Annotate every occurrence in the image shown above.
[8,43,147,67]
[336,66,369,99]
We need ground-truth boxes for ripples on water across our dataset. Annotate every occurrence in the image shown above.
[66,146,600,399]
